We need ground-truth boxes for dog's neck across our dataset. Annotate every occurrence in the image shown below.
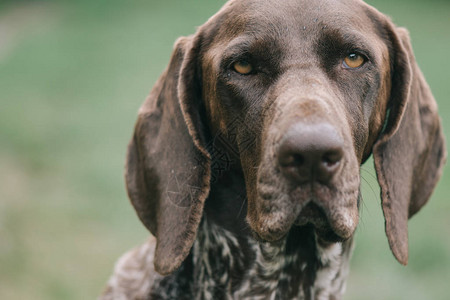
[147,170,353,299]
[192,216,353,299]
[190,168,353,299]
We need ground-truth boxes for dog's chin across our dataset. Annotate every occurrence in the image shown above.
[295,202,351,243]
[252,202,351,244]
[294,202,346,243]
[251,230,285,244]
[250,219,292,243]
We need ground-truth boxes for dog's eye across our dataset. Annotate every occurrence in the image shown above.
[233,60,253,75]
[343,53,366,69]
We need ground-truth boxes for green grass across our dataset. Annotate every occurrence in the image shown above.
[0,0,449,299]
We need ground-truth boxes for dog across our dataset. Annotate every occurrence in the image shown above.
[101,0,446,299]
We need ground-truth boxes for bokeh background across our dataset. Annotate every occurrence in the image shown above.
[0,0,449,299]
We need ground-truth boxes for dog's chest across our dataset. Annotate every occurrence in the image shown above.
[150,219,352,300]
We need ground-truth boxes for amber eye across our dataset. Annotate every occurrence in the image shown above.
[343,53,365,69]
[233,60,253,75]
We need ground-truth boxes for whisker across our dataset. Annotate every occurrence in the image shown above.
[237,194,247,219]
[360,174,378,203]
[358,192,367,230]
[360,167,377,182]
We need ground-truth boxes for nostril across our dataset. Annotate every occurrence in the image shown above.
[319,149,343,182]
[279,153,304,167]
[322,149,343,167]
[278,152,310,184]
[322,157,340,172]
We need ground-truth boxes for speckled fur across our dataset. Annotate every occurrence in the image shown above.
[102,218,353,300]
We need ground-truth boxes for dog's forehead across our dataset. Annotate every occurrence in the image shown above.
[215,0,373,33]
[202,0,385,58]
[202,0,387,74]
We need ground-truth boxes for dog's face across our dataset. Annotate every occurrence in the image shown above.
[125,0,445,275]
[200,0,390,243]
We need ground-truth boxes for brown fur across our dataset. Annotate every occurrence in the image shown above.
[109,0,446,297]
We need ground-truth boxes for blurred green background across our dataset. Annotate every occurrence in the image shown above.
[0,0,449,299]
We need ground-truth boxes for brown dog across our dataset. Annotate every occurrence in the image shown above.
[102,0,446,299]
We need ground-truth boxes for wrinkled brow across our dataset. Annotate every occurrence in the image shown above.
[221,37,255,60]
[318,29,375,59]
[219,35,283,66]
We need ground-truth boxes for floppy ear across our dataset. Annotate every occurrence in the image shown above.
[125,35,211,275]
[373,26,446,265]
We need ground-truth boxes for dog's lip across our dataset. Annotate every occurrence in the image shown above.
[289,186,359,240]
[294,202,349,242]
[252,202,348,243]
[294,202,328,228]
[253,185,359,243]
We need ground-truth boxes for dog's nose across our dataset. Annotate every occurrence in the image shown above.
[277,123,344,184]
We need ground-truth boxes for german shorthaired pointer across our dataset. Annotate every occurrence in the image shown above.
[101,0,446,299]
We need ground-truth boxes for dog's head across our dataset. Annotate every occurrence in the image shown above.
[126,0,446,274]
